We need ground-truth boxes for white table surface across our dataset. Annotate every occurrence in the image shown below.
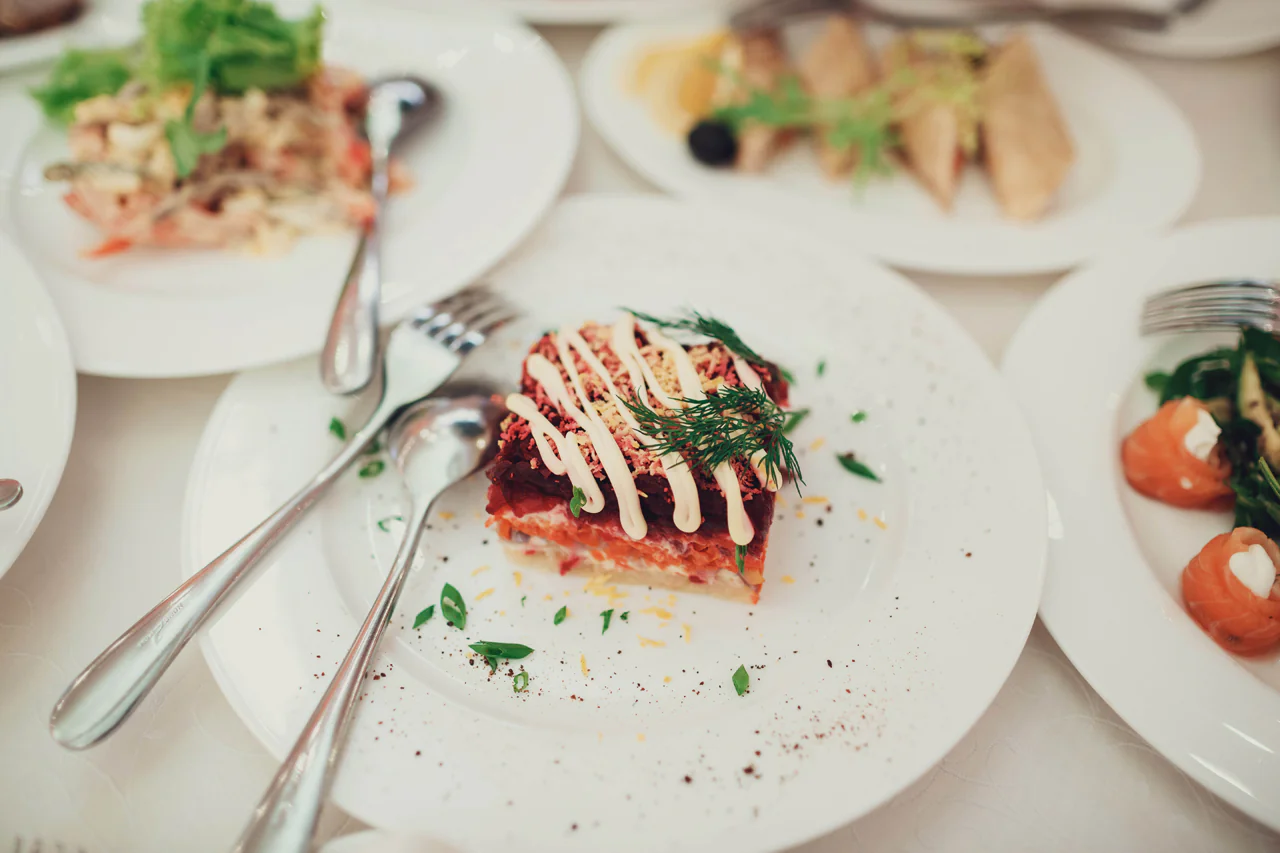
[4,23,1280,853]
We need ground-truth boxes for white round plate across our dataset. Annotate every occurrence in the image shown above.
[0,4,577,378]
[1003,217,1280,831]
[0,0,140,73]
[184,195,1046,852]
[1092,0,1280,59]
[0,231,76,581]
[580,19,1200,276]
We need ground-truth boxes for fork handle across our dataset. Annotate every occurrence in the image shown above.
[48,407,393,750]
[233,490,440,853]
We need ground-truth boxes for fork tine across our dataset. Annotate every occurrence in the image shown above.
[428,286,518,353]
[448,307,520,355]
[411,282,494,329]
[1144,279,1279,308]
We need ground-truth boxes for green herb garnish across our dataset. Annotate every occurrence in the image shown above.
[164,52,228,178]
[569,486,586,518]
[620,611,629,621]
[600,609,614,634]
[328,416,346,440]
[732,664,749,696]
[520,595,527,607]
[782,408,810,435]
[622,385,803,492]
[817,359,826,377]
[851,411,868,424]
[554,606,567,625]
[837,452,880,482]
[469,641,533,673]
[376,515,402,532]
[440,583,467,630]
[734,544,747,575]
[513,671,529,693]
[1143,372,1170,396]
[358,460,385,479]
[412,605,434,629]
[628,307,766,366]
[364,438,383,455]
[30,49,133,123]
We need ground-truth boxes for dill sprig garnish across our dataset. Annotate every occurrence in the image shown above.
[627,307,766,365]
[622,385,803,492]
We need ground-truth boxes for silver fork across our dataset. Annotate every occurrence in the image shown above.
[48,283,517,751]
[1141,279,1280,336]
[730,0,1208,33]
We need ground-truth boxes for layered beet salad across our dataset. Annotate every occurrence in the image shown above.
[485,310,802,604]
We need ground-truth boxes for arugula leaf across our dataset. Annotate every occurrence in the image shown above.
[513,671,529,693]
[554,606,567,626]
[412,605,434,629]
[734,544,747,575]
[31,49,134,123]
[1157,348,1237,404]
[440,583,467,630]
[600,609,614,634]
[732,664,749,696]
[328,417,347,440]
[569,486,586,518]
[837,452,880,482]
[469,641,533,673]
[1143,372,1170,397]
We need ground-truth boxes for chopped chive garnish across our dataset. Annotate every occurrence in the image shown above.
[600,609,614,634]
[329,417,346,440]
[520,595,527,607]
[732,665,749,696]
[851,411,867,423]
[358,459,385,479]
[782,408,810,434]
[440,583,467,630]
[376,515,403,532]
[817,359,826,377]
[554,606,567,625]
[570,486,586,518]
[469,641,533,673]
[412,605,434,629]
[734,544,747,575]
[620,611,629,621]
[837,452,880,482]
[513,671,529,693]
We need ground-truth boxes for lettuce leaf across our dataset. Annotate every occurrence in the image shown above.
[30,49,134,123]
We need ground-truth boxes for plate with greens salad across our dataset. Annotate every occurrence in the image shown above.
[580,16,1199,275]
[0,0,577,377]
[183,195,1046,850]
[1004,217,1280,831]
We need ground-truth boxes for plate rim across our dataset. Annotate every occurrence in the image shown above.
[1001,215,1280,832]
[183,193,1047,851]
[0,5,579,379]
[0,229,77,581]
[578,18,1202,276]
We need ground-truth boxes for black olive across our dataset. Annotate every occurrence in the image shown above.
[687,119,738,168]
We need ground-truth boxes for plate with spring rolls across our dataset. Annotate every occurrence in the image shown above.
[184,194,1046,850]
[0,0,577,377]
[1004,217,1280,831]
[581,16,1200,275]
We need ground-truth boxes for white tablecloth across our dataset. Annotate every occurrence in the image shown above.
[3,24,1280,853]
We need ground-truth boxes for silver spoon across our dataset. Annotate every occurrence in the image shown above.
[233,391,504,853]
[321,76,445,396]
[0,479,22,511]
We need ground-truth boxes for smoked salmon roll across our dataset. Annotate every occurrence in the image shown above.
[1121,397,1232,509]
[1182,528,1280,655]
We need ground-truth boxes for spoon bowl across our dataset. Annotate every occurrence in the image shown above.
[0,479,21,511]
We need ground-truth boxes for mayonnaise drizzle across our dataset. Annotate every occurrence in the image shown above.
[505,319,768,548]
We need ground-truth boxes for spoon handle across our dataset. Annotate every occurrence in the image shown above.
[48,412,389,750]
[234,494,437,853]
[321,152,390,396]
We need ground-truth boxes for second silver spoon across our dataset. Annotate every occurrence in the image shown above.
[232,391,504,853]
